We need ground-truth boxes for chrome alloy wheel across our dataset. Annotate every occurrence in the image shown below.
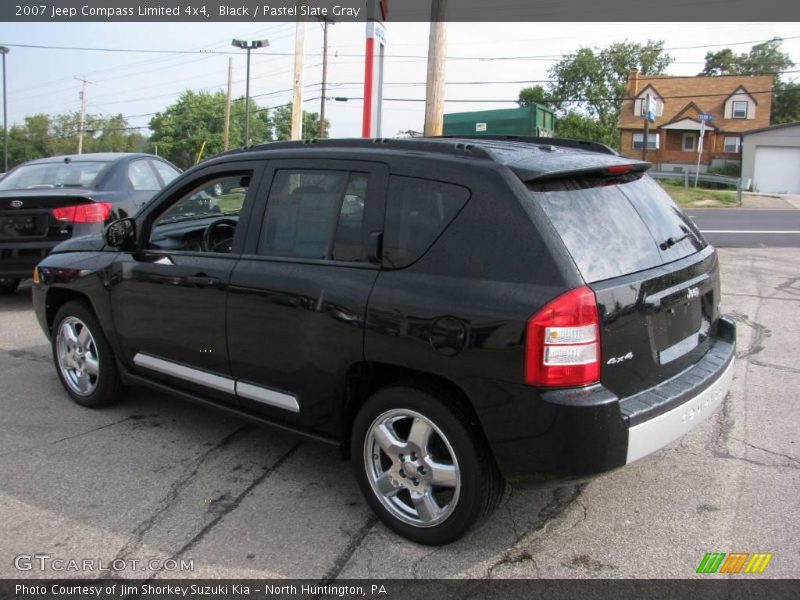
[56,316,100,397]
[364,409,461,528]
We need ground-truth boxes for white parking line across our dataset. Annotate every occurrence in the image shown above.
[699,230,800,234]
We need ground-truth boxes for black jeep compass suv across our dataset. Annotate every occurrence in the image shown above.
[32,137,735,545]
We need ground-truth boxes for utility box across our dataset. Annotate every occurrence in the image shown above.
[443,105,556,138]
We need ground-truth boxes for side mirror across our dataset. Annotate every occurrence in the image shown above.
[104,218,137,251]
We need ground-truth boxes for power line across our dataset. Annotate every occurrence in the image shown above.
[5,34,799,61]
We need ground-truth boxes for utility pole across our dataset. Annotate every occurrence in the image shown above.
[642,93,650,161]
[0,46,9,172]
[318,16,334,138]
[423,0,447,136]
[223,57,233,151]
[291,16,306,140]
[75,76,93,155]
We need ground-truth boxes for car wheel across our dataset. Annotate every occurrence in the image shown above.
[352,385,505,545]
[52,300,123,408]
[0,278,20,295]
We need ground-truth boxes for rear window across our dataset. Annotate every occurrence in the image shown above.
[383,176,470,268]
[0,161,110,190]
[528,175,706,283]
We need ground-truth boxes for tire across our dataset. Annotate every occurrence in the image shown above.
[351,384,505,545]
[51,300,124,408]
[0,278,21,295]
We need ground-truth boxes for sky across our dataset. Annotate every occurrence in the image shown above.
[0,21,799,141]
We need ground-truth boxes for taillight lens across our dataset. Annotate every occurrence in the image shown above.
[52,202,112,224]
[525,286,601,387]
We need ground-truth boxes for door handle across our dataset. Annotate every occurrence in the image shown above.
[186,275,221,287]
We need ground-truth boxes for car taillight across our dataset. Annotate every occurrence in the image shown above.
[52,202,112,224]
[525,286,601,387]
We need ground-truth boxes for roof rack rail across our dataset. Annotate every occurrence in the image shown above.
[438,135,619,156]
[237,137,494,159]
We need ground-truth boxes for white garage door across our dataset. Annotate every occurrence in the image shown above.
[753,146,800,194]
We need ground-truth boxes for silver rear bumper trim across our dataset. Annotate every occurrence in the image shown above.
[626,357,735,464]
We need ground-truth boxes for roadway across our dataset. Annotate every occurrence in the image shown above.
[1,248,799,579]
[686,208,800,248]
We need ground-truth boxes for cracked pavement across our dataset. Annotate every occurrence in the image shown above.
[0,248,798,579]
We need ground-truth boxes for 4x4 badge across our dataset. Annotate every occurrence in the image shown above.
[607,352,634,365]
[10,200,23,208]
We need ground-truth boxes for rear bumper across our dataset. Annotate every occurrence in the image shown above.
[623,318,735,463]
[479,317,736,482]
[0,240,61,278]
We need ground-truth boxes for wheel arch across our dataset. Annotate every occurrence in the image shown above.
[45,287,95,333]
[338,361,490,460]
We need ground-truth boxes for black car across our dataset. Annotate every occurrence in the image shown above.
[0,152,181,294]
[32,137,735,545]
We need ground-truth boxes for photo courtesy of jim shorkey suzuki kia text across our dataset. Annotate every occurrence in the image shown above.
[14,584,385,597]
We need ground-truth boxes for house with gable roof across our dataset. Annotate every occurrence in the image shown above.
[618,72,773,172]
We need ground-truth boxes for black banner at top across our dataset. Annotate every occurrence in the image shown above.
[2,0,800,22]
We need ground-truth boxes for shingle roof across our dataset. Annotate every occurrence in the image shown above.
[618,73,773,133]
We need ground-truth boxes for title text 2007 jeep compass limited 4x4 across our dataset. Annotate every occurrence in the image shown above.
[32,137,735,545]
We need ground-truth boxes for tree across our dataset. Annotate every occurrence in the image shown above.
[554,111,617,147]
[700,38,793,82]
[699,38,797,123]
[549,41,672,143]
[771,80,800,124]
[518,40,672,149]
[517,85,555,109]
[271,105,330,141]
[6,112,144,169]
[148,90,270,168]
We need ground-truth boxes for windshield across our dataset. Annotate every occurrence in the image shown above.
[528,175,707,283]
[0,161,110,191]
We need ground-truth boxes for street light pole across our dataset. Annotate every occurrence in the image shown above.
[0,46,9,172]
[231,38,269,148]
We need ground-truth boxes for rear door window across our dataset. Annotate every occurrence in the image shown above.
[128,160,160,191]
[382,176,470,269]
[258,169,369,262]
[529,175,706,283]
[150,160,181,187]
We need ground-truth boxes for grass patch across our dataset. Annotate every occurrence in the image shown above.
[658,181,738,207]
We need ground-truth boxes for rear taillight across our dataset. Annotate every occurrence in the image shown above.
[52,202,112,224]
[525,286,601,387]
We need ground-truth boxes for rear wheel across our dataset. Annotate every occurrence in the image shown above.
[52,300,123,408]
[352,385,504,545]
[0,278,20,295]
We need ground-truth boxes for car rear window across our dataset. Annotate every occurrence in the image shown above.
[528,175,706,283]
[0,161,110,190]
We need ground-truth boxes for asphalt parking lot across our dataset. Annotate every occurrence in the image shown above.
[1,247,798,580]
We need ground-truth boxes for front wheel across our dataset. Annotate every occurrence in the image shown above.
[52,300,124,408]
[351,385,504,545]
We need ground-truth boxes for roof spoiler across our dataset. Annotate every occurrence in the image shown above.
[438,135,619,156]
[523,162,651,185]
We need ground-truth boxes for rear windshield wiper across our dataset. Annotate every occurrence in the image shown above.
[659,233,691,250]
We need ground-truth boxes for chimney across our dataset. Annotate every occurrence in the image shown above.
[630,70,639,95]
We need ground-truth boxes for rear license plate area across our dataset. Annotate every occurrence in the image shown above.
[0,213,48,238]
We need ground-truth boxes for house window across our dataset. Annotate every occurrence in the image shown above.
[638,98,660,117]
[683,133,697,151]
[632,133,659,150]
[732,101,748,119]
[724,136,741,153]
